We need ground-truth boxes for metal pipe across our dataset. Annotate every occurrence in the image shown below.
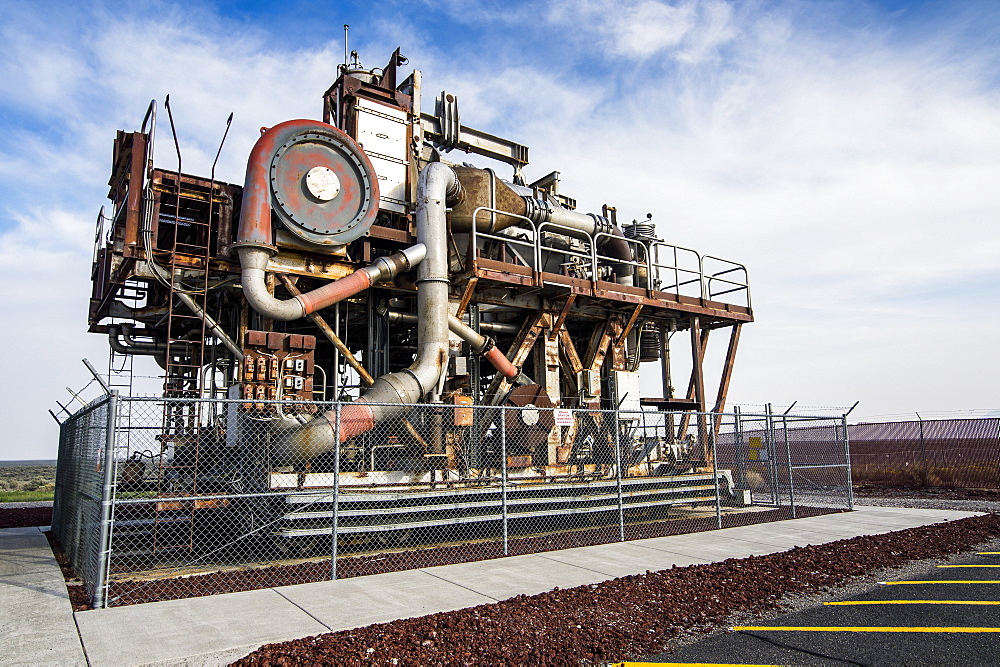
[278,163,460,461]
[108,325,162,356]
[783,414,796,519]
[501,405,509,555]
[277,274,374,386]
[842,414,854,510]
[447,315,519,379]
[239,244,425,321]
[389,310,519,335]
[175,292,244,359]
[523,198,634,285]
[92,391,118,609]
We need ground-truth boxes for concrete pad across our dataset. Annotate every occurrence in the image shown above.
[537,542,711,577]
[277,568,496,632]
[75,587,328,665]
[0,527,62,578]
[0,527,86,666]
[421,553,610,600]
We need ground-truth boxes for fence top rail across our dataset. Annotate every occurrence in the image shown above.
[62,394,113,423]
[112,395,848,421]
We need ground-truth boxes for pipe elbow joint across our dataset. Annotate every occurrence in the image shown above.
[364,243,427,283]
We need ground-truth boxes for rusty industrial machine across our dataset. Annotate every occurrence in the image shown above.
[89,47,752,556]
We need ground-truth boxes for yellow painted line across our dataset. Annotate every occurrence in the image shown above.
[614,663,775,667]
[825,600,1000,606]
[884,581,1000,585]
[938,565,1000,568]
[977,552,1000,555]
[733,626,1000,633]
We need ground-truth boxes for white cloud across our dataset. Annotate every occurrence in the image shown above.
[1,1,999,459]
[547,0,736,63]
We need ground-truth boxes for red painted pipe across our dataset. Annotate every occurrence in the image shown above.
[295,267,373,315]
[326,402,377,442]
[484,345,519,379]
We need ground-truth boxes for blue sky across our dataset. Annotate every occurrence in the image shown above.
[1,0,999,459]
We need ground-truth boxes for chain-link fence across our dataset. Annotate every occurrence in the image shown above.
[51,393,115,606]
[52,396,851,608]
[850,417,1000,491]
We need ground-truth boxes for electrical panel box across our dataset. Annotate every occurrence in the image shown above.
[580,369,601,399]
[612,370,641,413]
[241,330,317,414]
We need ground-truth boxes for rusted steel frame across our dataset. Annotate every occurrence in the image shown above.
[547,293,577,341]
[711,323,742,437]
[367,225,413,243]
[476,262,752,321]
[124,132,147,249]
[616,304,643,347]
[141,253,238,272]
[688,317,710,464]
[558,329,583,374]
[277,274,374,386]
[606,317,627,371]
[485,311,547,404]
[403,419,432,453]
[677,325,710,441]
[454,276,479,318]
[582,320,611,372]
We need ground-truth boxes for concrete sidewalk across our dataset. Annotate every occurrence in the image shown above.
[1,506,981,666]
[0,526,87,665]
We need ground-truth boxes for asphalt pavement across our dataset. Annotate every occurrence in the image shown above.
[642,550,1000,665]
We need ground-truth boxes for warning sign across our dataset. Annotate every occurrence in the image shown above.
[554,409,574,426]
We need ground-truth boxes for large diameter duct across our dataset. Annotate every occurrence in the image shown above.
[277,163,461,461]
[235,118,398,321]
[448,167,634,285]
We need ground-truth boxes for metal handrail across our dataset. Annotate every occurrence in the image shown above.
[649,241,705,299]
[537,221,596,279]
[594,232,648,285]
[469,206,537,271]
[703,255,750,308]
[466,209,749,307]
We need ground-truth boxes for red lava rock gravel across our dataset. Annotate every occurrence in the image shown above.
[234,512,1000,667]
[107,507,839,608]
[0,506,52,529]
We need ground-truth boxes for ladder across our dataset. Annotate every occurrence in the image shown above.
[153,171,219,553]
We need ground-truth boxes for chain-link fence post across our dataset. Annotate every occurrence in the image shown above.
[711,413,722,529]
[500,405,509,556]
[92,390,118,609]
[765,404,778,506]
[916,412,928,489]
[330,402,341,580]
[782,414,796,519]
[614,410,625,542]
[733,406,745,491]
[842,413,854,509]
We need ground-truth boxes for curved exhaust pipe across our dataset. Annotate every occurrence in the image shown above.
[239,243,426,321]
